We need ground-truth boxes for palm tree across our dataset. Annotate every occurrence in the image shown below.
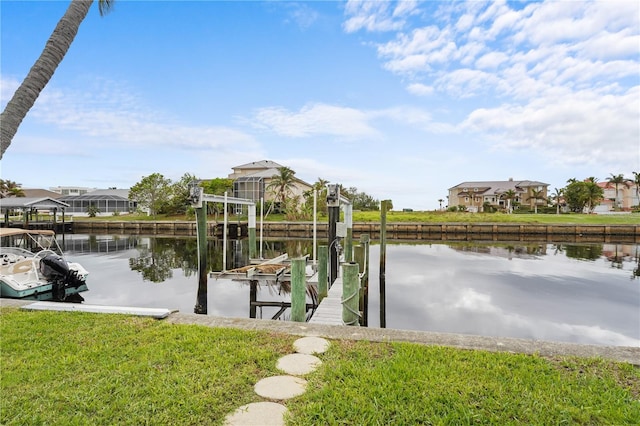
[0,179,25,198]
[550,187,563,215]
[606,173,631,210]
[0,0,114,159]
[265,166,296,215]
[501,190,516,213]
[529,188,546,214]
[632,171,640,207]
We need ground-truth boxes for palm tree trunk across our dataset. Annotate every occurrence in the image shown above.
[0,0,94,159]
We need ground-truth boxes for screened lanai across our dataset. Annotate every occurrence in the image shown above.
[233,176,265,202]
[58,194,136,215]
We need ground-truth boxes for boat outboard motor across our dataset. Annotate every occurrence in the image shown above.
[39,254,85,300]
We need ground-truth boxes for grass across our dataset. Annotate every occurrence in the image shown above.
[1,308,294,425]
[70,211,640,224]
[2,308,639,425]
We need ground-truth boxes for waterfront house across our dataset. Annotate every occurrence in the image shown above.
[448,179,549,212]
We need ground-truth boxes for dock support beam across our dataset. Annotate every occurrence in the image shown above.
[291,257,307,322]
[248,204,257,259]
[342,262,360,326]
[343,203,353,262]
[380,200,390,328]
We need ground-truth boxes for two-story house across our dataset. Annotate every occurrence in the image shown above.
[448,179,549,212]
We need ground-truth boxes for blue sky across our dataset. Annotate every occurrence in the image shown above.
[1,0,639,210]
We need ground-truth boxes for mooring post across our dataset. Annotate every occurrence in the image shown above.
[291,257,307,322]
[318,245,328,300]
[248,204,257,259]
[380,201,390,328]
[342,262,360,326]
[194,202,208,314]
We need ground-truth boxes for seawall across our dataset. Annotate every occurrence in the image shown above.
[72,221,640,243]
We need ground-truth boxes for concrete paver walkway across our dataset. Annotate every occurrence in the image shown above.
[224,336,330,425]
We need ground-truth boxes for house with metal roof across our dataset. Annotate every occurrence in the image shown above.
[57,189,137,216]
[228,160,313,203]
[448,179,549,212]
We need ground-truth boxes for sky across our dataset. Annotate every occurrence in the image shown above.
[1,0,639,210]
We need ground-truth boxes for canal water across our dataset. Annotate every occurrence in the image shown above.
[58,234,639,347]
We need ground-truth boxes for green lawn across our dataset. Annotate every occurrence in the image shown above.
[2,308,638,425]
[71,211,640,225]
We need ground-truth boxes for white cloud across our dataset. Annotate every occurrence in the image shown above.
[463,86,640,168]
[406,82,433,96]
[250,103,379,139]
[475,51,509,70]
[3,77,258,152]
[343,0,421,33]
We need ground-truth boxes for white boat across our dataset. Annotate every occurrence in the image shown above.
[0,228,89,301]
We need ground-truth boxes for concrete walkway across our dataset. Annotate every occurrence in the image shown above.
[224,336,330,425]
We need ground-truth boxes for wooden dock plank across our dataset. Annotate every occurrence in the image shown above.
[309,278,344,325]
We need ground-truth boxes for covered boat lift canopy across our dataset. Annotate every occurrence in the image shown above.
[0,197,69,210]
[0,197,70,229]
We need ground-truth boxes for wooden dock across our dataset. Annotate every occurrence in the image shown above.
[308,278,345,325]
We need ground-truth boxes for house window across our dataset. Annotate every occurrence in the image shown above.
[462,188,468,192]
[473,187,478,192]
[464,197,469,202]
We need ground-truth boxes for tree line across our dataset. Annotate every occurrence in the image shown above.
[128,167,380,219]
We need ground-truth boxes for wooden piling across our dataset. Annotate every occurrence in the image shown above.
[318,245,328,300]
[290,258,307,322]
[194,204,208,314]
[342,262,360,326]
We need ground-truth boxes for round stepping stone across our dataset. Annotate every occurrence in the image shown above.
[276,353,322,376]
[293,336,330,354]
[254,375,307,400]
[224,401,287,426]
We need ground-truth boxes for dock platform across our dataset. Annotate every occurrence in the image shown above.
[308,278,345,325]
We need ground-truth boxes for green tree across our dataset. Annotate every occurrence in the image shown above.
[201,177,234,196]
[266,166,296,214]
[550,187,564,215]
[201,177,234,218]
[563,178,604,213]
[302,177,329,219]
[166,173,199,215]
[0,180,25,198]
[501,190,516,213]
[529,188,546,214]
[129,173,172,218]
[1,0,115,159]
[86,203,100,217]
[606,173,631,210]
[633,171,640,207]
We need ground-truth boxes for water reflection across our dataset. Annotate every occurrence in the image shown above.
[60,234,639,346]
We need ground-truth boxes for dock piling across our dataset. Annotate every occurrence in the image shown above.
[342,262,360,326]
[291,258,307,322]
[318,245,328,300]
